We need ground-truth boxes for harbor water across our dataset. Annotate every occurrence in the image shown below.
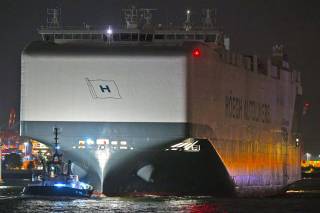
[0,187,318,213]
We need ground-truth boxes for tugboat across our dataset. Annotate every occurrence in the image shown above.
[23,128,94,198]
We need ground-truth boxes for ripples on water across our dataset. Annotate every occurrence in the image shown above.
[0,196,319,213]
[0,188,319,213]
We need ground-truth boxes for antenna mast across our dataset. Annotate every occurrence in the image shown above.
[53,127,60,155]
[202,8,216,29]
[184,10,192,31]
[123,6,139,29]
[140,8,157,29]
[47,8,61,28]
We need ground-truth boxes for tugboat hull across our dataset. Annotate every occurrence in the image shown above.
[23,186,93,198]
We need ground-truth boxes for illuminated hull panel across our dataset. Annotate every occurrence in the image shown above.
[21,41,302,196]
[20,121,189,150]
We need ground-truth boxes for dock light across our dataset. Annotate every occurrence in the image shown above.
[24,142,29,155]
[187,10,191,14]
[306,153,312,161]
[192,48,201,57]
[86,138,94,145]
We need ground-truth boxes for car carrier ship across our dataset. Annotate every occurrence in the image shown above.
[20,7,303,196]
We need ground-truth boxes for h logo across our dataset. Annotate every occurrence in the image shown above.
[100,85,111,93]
[86,78,121,99]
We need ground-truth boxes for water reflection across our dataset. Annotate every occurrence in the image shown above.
[188,203,225,213]
[0,194,318,212]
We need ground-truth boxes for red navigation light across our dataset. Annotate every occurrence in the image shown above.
[192,48,201,57]
[303,101,310,115]
[304,102,310,108]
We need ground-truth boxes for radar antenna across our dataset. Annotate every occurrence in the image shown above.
[47,8,61,28]
[140,8,157,29]
[123,6,139,29]
[184,9,192,31]
[202,8,216,29]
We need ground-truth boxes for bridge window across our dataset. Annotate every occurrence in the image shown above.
[44,34,54,41]
[176,34,184,39]
[63,34,72,39]
[83,34,91,39]
[73,34,81,39]
[120,33,131,41]
[195,34,204,40]
[155,34,165,40]
[166,34,175,40]
[185,34,194,39]
[139,34,153,42]
[139,34,146,41]
[113,33,120,41]
[132,33,138,41]
[146,34,153,41]
[91,34,101,40]
[205,34,216,42]
[54,34,63,39]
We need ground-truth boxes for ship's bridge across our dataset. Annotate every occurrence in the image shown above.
[38,7,223,45]
[38,27,222,45]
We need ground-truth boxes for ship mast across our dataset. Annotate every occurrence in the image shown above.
[123,6,139,29]
[202,8,216,29]
[47,8,61,28]
[184,9,192,31]
[53,127,62,163]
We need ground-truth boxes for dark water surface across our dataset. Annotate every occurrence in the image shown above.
[0,194,319,213]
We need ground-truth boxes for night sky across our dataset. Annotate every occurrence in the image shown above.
[0,0,319,154]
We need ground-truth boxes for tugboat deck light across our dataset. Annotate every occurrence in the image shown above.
[54,183,66,187]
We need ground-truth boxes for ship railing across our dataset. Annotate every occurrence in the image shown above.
[39,25,220,31]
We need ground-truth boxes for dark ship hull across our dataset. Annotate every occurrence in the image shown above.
[102,140,235,196]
